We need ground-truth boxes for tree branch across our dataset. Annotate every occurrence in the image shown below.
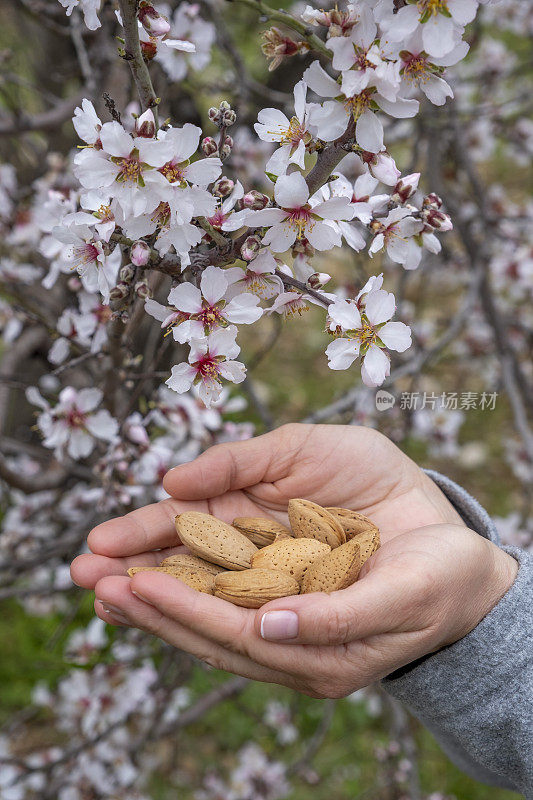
[117,0,159,119]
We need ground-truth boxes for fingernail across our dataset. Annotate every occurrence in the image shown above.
[260,610,298,641]
[101,604,129,624]
[131,589,153,605]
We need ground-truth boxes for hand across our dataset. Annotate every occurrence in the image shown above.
[70,423,517,696]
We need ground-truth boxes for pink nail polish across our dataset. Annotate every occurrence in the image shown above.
[101,604,129,624]
[260,610,299,641]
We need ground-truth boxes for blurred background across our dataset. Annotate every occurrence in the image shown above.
[0,0,531,798]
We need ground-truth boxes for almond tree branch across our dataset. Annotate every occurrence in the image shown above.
[117,0,159,120]
[229,0,332,59]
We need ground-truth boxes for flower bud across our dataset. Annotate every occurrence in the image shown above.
[212,177,235,198]
[109,282,130,301]
[221,109,237,127]
[138,2,171,37]
[220,143,232,160]
[391,172,420,204]
[208,106,221,124]
[306,272,330,290]
[423,192,443,209]
[140,39,158,60]
[120,264,136,283]
[422,208,452,231]
[130,240,151,267]
[240,235,262,261]
[224,135,234,149]
[135,280,151,299]
[201,136,218,156]
[242,190,269,210]
[134,109,156,139]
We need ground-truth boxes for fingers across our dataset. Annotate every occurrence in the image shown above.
[128,571,326,676]
[71,545,187,589]
[162,425,305,500]
[255,565,412,646]
[94,576,295,688]
[87,498,206,557]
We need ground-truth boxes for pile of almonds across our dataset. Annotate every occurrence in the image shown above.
[127,499,380,608]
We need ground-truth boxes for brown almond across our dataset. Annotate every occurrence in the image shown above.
[214,568,299,608]
[351,528,380,564]
[288,498,345,548]
[176,511,258,570]
[326,507,379,540]
[127,565,215,594]
[251,538,330,584]
[159,553,225,575]
[232,517,293,548]
[301,539,361,594]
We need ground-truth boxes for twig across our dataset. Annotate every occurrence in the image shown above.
[230,0,331,59]
[117,0,159,120]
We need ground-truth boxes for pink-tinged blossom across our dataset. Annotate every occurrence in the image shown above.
[395,31,468,105]
[225,250,283,300]
[247,171,354,253]
[52,224,121,303]
[146,268,260,343]
[326,287,411,386]
[374,0,477,59]
[58,0,101,30]
[166,327,246,406]
[27,386,118,460]
[254,81,314,176]
[369,207,424,268]
[156,2,215,82]
[305,61,419,152]
[73,121,172,218]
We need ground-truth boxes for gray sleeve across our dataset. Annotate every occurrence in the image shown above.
[381,470,533,798]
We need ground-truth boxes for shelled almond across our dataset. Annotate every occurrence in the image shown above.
[125,502,381,607]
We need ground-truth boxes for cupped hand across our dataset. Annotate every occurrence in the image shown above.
[70,423,516,696]
[85,523,516,698]
[71,423,464,589]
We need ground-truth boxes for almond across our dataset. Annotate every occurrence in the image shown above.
[288,498,345,548]
[326,507,379,540]
[214,568,299,608]
[127,565,215,594]
[232,517,292,548]
[300,539,361,594]
[176,511,258,570]
[251,538,330,584]
[159,553,225,575]
[351,527,380,564]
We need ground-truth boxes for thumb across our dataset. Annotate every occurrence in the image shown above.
[162,425,297,499]
[255,565,417,645]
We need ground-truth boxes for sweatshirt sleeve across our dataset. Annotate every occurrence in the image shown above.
[382,470,533,798]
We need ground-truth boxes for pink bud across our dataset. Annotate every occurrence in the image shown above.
[240,235,262,261]
[135,109,156,139]
[423,192,443,209]
[422,208,452,231]
[138,2,171,37]
[307,272,330,290]
[201,136,218,156]
[109,282,130,301]
[135,280,151,299]
[242,191,269,210]
[130,240,151,267]
[212,177,234,198]
[391,172,420,203]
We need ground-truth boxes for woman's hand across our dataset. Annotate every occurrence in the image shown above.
[70,423,517,697]
[71,422,464,589]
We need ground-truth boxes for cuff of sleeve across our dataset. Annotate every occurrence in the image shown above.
[382,546,531,792]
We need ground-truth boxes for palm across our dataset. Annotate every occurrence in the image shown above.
[72,424,460,590]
